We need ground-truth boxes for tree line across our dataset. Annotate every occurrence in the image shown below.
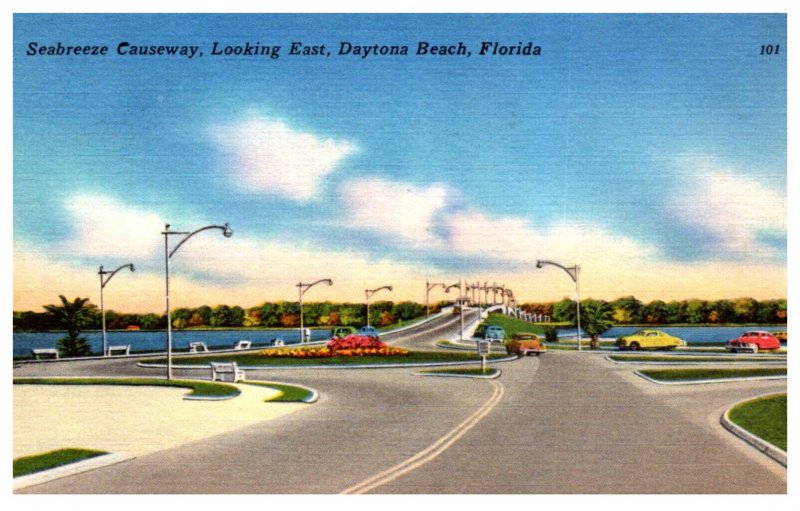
[521,296,787,325]
[13,300,435,331]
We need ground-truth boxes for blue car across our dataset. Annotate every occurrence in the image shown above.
[358,326,380,338]
[484,325,506,342]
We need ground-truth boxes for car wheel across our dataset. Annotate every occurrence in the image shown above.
[750,344,758,354]
[629,342,640,351]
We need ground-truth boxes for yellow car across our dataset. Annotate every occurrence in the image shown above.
[616,329,686,350]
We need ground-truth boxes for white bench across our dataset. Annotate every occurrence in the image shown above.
[210,362,245,382]
[107,345,130,356]
[189,342,209,353]
[32,348,59,360]
[233,340,252,350]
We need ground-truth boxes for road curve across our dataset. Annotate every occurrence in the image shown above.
[14,350,786,494]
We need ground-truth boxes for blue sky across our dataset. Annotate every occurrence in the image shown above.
[13,13,787,311]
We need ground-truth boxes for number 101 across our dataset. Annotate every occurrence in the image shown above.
[760,44,780,55]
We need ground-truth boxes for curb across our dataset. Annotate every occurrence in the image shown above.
[13,452,134,491]
[414,369,502,380]
[720,393,787,467]
[607,355,787,366]
[634,371,787,386]
[138,356,519,371]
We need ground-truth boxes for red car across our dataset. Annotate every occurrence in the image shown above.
[726,331,781,353]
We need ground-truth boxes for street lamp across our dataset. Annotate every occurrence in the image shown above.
[536,259,582,351]
[163,223,232,379]
[445,280,464,341]
[297,279,333,342]
[365,285,393,327]
[98,263,135,357]
[425,281,446,317]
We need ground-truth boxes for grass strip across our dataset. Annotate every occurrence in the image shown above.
[728,394,787,451]
[13,377,240,398]
[153,350,506,367]
[243,381,314,402]
[639,367,786,382]
[14,448,107,478]
[420,367,499,376]
[610,355,786,363]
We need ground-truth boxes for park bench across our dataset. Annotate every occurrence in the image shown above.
[210,361,246,382]
[106,345,130,356]
[32,348,59,360]
[189,342,209,353]
[233,340,252,350]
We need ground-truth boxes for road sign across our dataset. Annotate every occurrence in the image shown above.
[477,340,490,371]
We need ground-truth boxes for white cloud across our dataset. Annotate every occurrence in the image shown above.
[210,114,357,200]
[669,169,786,257]
[339,178,455,247]
[446,210,659,268]
[63,193,166,259]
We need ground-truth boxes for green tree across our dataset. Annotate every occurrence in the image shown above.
[42,295,97,357]
[210,305,232,327]
[664,301,687,324]
[684,299,706,324]
[610,296,643,324]
[733,297,758,323]
[642,300,668,324]
[139,313,162,330]
[580,300,613,348]
[552,298,577,323]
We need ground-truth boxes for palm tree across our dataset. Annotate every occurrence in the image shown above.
[580,301,614,349]
[43,295,97,357]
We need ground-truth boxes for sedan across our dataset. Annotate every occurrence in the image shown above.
[726,331,781,353]
[616,329,687,350]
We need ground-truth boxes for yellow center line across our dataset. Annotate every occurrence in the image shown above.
[340,379,505,494]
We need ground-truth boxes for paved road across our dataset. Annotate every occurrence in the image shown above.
[15,348,786,494]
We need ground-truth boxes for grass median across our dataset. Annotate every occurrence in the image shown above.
[14,448,108,478]
[13,377,240,398]
[728,394,787,451]
[639,367,786,382]
[610,355,786,363]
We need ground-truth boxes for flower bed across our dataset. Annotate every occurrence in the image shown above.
[258,335,408,358]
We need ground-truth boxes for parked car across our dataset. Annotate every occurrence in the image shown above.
[484,325,506,342]
[726,331,781,353]
[331,326,357,339]
[357,325,380,339]
[505,332,546,356]
[773,331,787,343]
[616,329,686,350]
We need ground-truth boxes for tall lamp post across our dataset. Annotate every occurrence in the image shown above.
[163,223,233,379]
[365,285,393,327]
[536,259,582,351]
[297,279,333,342]
[98,263,135,357]
[425,281,446,316]
[445,280,464,341]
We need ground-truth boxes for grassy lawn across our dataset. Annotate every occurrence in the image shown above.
[243,381,315,402]
[639,367,786,382]
[481,314,563,337]
[728,394,787,451]
[609,355,786,363]
[13,377,240,398]
[153,350,506,367]
[14,448,107,478]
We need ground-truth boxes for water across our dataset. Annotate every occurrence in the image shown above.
[558,326,786,344]
[13,328,332,358]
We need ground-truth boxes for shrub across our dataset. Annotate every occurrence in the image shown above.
[544,326,559,343]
